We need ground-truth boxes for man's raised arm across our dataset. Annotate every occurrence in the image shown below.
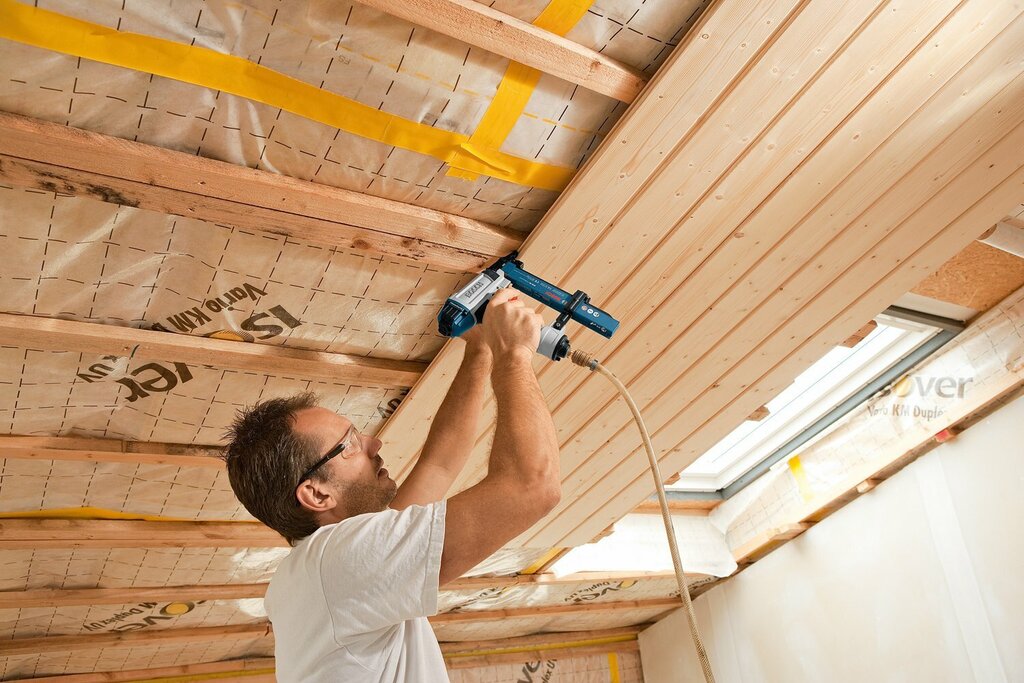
[437,289,561,585]
[391,331,491,509]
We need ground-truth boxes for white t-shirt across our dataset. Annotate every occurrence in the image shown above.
[265,501,449,682]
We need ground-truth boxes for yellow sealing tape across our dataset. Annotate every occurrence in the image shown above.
[609,651,622,683]
[788,455,814,502]
[520,546,565,574]
[0,0,575,192]
[448,0,595,181]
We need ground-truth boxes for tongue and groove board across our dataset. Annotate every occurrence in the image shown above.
[380,0,1024,549]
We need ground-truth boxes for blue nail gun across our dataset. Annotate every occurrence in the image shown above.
[437,252,619,361]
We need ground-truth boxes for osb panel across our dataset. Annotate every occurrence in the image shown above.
[911,240,1024,314]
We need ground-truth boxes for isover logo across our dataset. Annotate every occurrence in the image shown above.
[518,660,557,683]
[83,600,200,632]
[881,374,973,399]
[867,373,974,420]
[565,579,639,604]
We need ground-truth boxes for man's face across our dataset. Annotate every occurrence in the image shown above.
[292,406,397,517]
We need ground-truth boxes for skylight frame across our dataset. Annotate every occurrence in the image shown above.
[668,306,964,497]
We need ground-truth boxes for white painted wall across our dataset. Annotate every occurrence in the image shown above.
[639,395,1024,683]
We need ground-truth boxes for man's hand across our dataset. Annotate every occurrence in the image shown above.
[477,288,543,358]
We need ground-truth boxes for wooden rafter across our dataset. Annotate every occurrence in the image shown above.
[0,436,223,469]
[0,113,522,271]
[16,658,276,683]
[0,519,286,549]
[0,622,272,656]
[0,584,268,609]
[0,313,426,387]
[430,596,681,623]
[0,571,679,609]
[445,641,640,669]
[350,0,646,103]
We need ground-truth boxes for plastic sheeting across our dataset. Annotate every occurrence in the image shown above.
[713,284,1024,551]
[0,0,706,230]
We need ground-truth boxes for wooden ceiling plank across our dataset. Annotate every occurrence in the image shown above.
[448,0,948,495]
[539,0,989,448]
[14,658,276,683]
[520,4,1023,545]
[0,113,521,271]
[376,0,807,473]
[555,135,1024,546]
[0,435,224,469]
[0,519,287,548]
[544,107,1024,544]
[0,313,425,387]
[0,622,271,656]
[349,0,645,103]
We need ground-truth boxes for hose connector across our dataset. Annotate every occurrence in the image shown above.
[570,349,599,371]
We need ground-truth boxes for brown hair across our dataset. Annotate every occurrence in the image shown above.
[222,392,324,544]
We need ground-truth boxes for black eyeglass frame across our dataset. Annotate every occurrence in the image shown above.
[296,427,355,486]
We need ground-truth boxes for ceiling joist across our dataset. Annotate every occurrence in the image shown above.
[0,313,426,387]
[0,571,679,609]
[0,113,521,271]
[15,658,277,683]
[0,436,223,469]
[0,622,272,656]
[0,518,286,549]
[351,0,646,103]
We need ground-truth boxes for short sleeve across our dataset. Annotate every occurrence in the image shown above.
[318,501,446,641]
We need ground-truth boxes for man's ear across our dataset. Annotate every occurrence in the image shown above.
[295,479,337,513]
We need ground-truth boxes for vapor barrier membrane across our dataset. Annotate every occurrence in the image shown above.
[0,0,706,229]
[448,652,643,682]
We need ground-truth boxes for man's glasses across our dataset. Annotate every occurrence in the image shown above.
[296,426,362,486]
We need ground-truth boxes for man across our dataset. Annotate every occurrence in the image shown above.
[223,288,560,681]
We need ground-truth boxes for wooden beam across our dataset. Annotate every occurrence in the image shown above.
[439,626,641,654]
[0,435,223,469]
[445,640,639,669]
[0,584,268,609]
[732,522,811,565]
[0,113,521,271]
[0,313,425,387]
[632,500,713,515]
[0,519,286,549]
[0,622,272,656]
[16,658,275,683]
[350,0,646,103]
[0,572,678,609]
[430,597,682,623]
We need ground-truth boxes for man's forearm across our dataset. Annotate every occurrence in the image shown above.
[418,341,492,473]
[488,349,559,487]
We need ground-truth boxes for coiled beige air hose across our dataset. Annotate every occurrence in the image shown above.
[570,349,716,683]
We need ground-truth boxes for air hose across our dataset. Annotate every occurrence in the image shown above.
[570,349,716,683]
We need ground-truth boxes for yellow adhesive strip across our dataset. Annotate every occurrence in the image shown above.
[520,547,565,574]
[788,455,814,502]
[445,634,637,659]
[0,506,247,522]
[447,0,594,180]
[0,0,574,192]
[609,652,622,683]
